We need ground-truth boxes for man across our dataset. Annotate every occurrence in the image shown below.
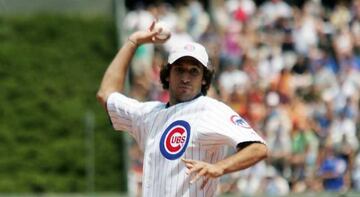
[97,21,267,197]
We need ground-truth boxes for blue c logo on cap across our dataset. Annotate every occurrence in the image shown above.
[160,120,191,160]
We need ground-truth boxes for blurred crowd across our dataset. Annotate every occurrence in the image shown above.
[122,0,360,196]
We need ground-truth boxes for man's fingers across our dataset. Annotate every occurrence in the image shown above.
[181,158,194,163]
[150,29,161,40]
[197,167,208,177]
[182,158,214,188]
[190,168,207,183]
[184,162,194,169]
[149,20,156,31]
[188,164,204,175]
[150,27,164,42]
[181,158,187,163]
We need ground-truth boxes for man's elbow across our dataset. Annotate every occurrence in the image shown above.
[253,143,268,161]
[96,90,108,108]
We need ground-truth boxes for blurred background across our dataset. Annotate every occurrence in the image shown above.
[1,0,360,197]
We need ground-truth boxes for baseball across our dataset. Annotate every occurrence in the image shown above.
[154,21,171,40]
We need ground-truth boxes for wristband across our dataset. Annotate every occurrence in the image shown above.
[128,38,137,47]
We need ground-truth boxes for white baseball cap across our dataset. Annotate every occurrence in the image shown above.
[168,42,210,69]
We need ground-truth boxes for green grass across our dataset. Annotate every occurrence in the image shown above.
[0,0,113,16]
[0,14,126,192]
[1,192,359,197]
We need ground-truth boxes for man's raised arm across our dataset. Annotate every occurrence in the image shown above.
[96,21,168,109]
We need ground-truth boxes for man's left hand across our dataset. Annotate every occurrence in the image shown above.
[181,158,224,189]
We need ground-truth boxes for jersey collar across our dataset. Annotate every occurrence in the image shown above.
[165,93,203,108]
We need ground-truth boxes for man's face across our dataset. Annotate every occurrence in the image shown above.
[168,57,205,105]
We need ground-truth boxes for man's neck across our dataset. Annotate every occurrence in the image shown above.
[166,93,203,108]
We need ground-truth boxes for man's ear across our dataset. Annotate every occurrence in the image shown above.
[202,80,206,85]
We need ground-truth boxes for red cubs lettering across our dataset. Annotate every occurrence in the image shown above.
[165,127,186,152]
[171,136,184,144]
[171,136,186,144]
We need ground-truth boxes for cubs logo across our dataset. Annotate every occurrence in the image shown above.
[184,44,195,51]
[230,115,251,129]
[160,120,191,160]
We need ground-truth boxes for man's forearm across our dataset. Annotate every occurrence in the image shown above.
[96,39,137,107]
[215,142,267,175]
[96,21,165,108]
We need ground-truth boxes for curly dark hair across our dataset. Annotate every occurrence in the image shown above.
[160,63,214,95]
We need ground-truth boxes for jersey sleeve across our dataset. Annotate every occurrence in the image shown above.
[106,92,162,150]
[198,100,266,149]
[106,92,142,132]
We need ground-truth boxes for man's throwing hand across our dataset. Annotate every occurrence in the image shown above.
[181,158,224,189]
[129,20,171,46]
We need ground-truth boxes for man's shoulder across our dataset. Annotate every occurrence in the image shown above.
[144,100,165,109]
[199,96,232,110]
[108,92,165,112]
[139,100,165,113]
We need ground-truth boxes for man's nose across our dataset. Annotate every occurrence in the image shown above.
[180,72,191,83]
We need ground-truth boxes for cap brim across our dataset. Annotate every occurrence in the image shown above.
[168,52,207,67]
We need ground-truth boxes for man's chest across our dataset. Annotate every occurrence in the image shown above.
[144,114,198,161]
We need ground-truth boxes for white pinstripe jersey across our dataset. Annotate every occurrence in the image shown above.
[107,92,265,197]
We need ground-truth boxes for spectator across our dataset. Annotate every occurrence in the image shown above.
[236,161,267,196]
[318,145,348,192]
[259,0,293,26]
[353,151,360,191]
[258,165,290,196]
[263,91,292,178]
[121,0,360,195]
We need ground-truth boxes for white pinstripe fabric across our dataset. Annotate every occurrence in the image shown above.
[107,93,265,197]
